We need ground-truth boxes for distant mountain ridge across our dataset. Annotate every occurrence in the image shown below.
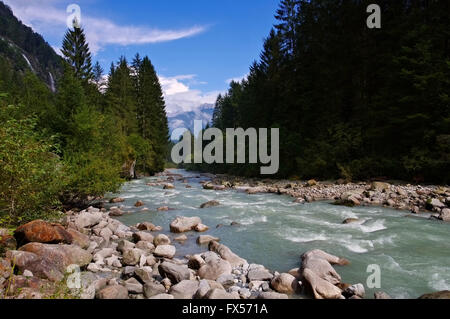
[168,103,214,136]
[0,1,63,90]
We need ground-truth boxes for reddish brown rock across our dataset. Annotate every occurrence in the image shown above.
[135,201,145,207]
[14,220,73,246]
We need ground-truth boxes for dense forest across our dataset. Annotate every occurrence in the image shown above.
[0,2,169,226]
[190,0,450,184]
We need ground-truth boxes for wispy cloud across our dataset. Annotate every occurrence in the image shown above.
[4,0,207,54]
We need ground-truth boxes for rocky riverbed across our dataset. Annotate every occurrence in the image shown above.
[205,175,450,222]
[0,170,449,299]
[0,207,397,300]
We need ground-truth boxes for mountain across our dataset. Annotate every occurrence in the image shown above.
[168,103,214,137]
[0,1,63,90]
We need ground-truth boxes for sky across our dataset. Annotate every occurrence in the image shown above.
[4,0,279,118]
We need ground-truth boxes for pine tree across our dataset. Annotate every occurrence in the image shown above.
[93,61,104,85]
[61,26,93,81]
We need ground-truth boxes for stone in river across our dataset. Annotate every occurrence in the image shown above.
[170,216,202,233]
[197,235,220,245]
[200,200,220,209]
[154,245,176,259]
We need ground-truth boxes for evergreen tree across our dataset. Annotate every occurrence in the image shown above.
[61,26,93,81]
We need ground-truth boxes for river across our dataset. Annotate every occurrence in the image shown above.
[106,169,450,299]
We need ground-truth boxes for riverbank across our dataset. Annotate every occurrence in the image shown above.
[0,206,372,300]
[205,174,450,222]
[1,170,449,299]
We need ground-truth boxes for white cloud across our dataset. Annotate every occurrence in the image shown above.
[159,75,221,117]
[4,0,207,54]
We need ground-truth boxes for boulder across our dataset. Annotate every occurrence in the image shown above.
[143,281,166,298]
[124,277,143,294]
[217,274,235,289]
[135,267,154,284]
[66,229,90,249]
[18,257,64,282]
[301,249,349,266]
[174,235,188,242]
[154,245,176,259]
[158,262,190,284]
[301,256,341,285]
[74,211,103,229]
[197,235,220,245]
[194,224,209,232]
[302,268,342,299]
[188,254,205,270]
[169,280,199,299]
[135,241,155,253]
[158,206,170,211]
[343,218,360,225]
[419,290,450,299]
[198,259,232,280]
[153,234,171,246]
[344,283,365,298]
[163,183,175,190]
[135,201,145,207]
[122,248,142,266]
[439,208,450,222]
[137,222,158,231]
[200,200,220,209]
[14,220,72,246]
[97,285,129,299]
[195,279,211,299]
[19,243,92,270]
[248,268,274,282]
[271,273,298,294]
[170,216,202,233]
[132,231,154,243]
[208,241,246,267]
[117,239,135,253]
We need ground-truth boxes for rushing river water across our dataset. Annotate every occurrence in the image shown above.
[107,169,450,299]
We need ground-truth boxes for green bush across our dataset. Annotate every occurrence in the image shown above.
[0,103,63,226]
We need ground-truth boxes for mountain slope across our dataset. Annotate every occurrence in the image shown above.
[0,1,63,90]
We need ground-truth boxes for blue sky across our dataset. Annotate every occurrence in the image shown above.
[5,0,279,117]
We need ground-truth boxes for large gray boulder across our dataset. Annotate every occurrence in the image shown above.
[270,273,299,294]
[154,245,176,259]
[198,259,232,280]
[159,261,191,284]
[170,216,202,233]
[143,281,166,298]
[302,268,342,299]
[208,241,246,267]
[169,280,199,299]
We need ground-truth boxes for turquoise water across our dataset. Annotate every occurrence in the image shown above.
[107,169,450,299]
